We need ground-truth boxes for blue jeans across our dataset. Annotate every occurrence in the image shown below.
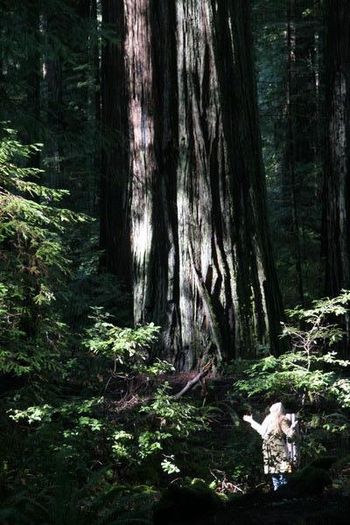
[271,473,287,491]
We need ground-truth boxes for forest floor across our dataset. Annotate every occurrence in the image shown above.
[151,373,350,525]
[214,492,350,525]
[153,481,350,524]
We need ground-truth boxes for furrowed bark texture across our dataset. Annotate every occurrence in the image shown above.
[209,0,282,361]
[324,1,350,296]
[150,1,182,359]
[125,0,156,321]
[124,0,282,368]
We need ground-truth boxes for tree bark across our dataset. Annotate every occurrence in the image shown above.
[324,0,350,296]
[100,0,131,284]
[123,0,282,368]
[322,0,350,355]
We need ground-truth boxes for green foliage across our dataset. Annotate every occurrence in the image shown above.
[140,383,205,437]
[0,129,87,379]
[161,456,180,475]
[2,296,208,519]
[5,375,209,487]
[0,462,156,525]
[234,292,350,462]
[235,291,350,404]
[84,307,159,365]
[83,307,162,395]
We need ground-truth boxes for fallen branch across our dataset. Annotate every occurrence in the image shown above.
[173,361,212,399]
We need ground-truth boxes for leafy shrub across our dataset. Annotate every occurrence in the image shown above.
[0,129,86,380]
[84,307,159,368]
[4,303,209,506]
[234,292,350,462]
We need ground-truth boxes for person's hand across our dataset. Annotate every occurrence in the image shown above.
[291,420,298,429]
[243,414,253,424]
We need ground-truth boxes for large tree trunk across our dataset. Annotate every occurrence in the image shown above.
[123,0,282,368]
[323,0,350,354]
[324,0,350,296]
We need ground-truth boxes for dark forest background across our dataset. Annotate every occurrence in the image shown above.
[1,1,350,523]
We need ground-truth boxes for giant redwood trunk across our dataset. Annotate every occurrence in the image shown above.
[120,0,282,368]
[324,1,350,297]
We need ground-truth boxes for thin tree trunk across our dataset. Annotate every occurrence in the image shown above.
[44,14,64,187]
[92,0,101,215]
[24,0,41,167]
[285,0,304,303]
[278,0,323,304]
[100,0,131,285]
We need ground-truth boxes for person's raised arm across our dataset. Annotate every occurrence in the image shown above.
[243,414,265,436]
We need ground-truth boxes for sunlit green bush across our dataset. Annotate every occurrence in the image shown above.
[234,291,350,462]
[0,129,87,379]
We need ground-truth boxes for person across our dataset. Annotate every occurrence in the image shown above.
[243,402,298,491]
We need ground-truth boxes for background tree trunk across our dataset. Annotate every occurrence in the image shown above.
[285,0,304,303]
[324,0,350,296]
[100,0,131,284]
[282,0,322,305]
[323,0,350,354]
[24,0,41,168]
[43,0,100,211]
[44,9,65,187]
